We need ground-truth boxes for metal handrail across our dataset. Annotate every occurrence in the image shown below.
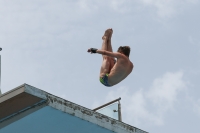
[93,97,122,121]
[92,97,121,111]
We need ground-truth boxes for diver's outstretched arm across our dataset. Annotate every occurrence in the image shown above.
[87,48,121,58]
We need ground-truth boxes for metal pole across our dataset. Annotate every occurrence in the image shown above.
[0,47,2,95]
[93,97,121,111]
[118,101,122,122]
[0,54,1,95]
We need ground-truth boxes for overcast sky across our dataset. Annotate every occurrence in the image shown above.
[1,0,200,133]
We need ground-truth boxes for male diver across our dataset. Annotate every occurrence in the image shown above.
[87,28,134,87]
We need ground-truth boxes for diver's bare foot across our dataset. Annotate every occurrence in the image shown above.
[102,28,113,40]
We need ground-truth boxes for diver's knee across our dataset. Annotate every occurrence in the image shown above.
[103,56,109,60]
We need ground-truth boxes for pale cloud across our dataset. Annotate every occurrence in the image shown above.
[193,99,200,117]
[110,0,132,13]
[188,36,200,59]
[147,71,186,110]
[189,36,200,46]
[139,0,198,19]
[187,94,200,117]
[59,0,200,22]
[188,36,200,53]
[77,0,199,19]
[77,0,130,13]
[77,0,99,12]
[141,0,175,18]
[101,71,186,126]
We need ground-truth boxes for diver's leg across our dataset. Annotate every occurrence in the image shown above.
[99,57,111,77]
[106,29,113,52]
[101,29,112,52]
[104,29,115,70]
[100,29,113,76]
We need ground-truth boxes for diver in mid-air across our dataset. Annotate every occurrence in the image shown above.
[87,28,134,87]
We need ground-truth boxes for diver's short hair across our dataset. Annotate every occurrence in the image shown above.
[117,46,130,57]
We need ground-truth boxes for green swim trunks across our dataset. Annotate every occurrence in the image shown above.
[100,73,111,87]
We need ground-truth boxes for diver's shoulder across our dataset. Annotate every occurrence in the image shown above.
[130,61,134,69]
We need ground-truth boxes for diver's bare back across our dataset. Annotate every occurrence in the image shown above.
[108,54,133,86]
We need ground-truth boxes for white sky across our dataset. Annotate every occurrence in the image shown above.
[1,0,200,133]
